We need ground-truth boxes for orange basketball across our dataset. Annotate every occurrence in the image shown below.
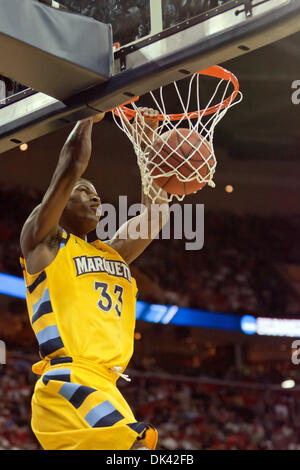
[148,128,215,196]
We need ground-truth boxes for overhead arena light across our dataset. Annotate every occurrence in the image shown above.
[19,143,28,151]
[281,379,295,389]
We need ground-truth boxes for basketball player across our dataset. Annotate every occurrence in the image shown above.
[19,108,169,450]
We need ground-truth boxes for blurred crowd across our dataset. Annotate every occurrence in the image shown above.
[133,211,300,317]
[0,185,42,276]
[131,347,300,384]
[124,376,300,450]
[0,355,39,450]
[1,351,300,450]
[0,186,300,317]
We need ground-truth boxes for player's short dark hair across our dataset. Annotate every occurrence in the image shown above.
[77,177,92,186]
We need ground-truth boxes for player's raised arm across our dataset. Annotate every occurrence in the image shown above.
[106,108,170,264]
[107,182,169,265]
[20,113,105,256]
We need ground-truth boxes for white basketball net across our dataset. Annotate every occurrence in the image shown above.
[113,69,243,203]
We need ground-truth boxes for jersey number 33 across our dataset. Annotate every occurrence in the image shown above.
[95,281,123,317]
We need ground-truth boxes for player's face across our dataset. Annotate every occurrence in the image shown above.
[65,180,102,233]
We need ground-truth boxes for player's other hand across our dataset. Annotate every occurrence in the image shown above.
[122,107,159,150]
[136,108,159,149]
[139,107,159,119]
[137,107,159,131]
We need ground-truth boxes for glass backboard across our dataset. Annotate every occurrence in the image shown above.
[162,0,232,29]
[57,0,234,46]
[59,0,151,45]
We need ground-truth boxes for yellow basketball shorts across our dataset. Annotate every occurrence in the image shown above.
[31,359,158,450]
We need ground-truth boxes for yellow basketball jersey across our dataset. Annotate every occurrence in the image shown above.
[20,230,138,375]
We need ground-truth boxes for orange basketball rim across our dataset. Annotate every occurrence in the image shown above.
[112,65,240,121]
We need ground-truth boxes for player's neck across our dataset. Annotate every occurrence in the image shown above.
[74,233,88,242]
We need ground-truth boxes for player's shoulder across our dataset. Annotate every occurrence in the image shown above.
[91,239,123,259]
[21,204,62,239]
[91,238,112,251]
[20,207,63,258]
